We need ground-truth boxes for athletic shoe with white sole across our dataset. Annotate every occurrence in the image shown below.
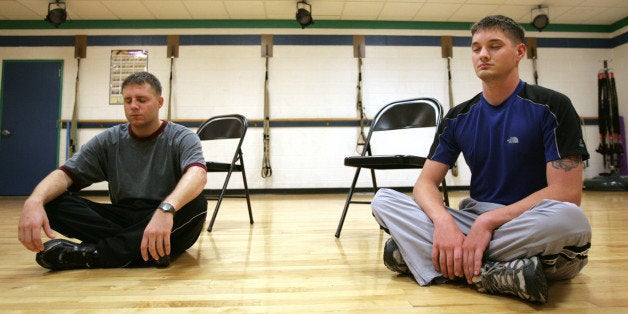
[473,256,548,304]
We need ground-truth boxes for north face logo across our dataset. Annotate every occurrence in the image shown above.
[507,137,519,144]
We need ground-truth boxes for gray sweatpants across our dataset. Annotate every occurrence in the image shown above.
[371,188,592,286]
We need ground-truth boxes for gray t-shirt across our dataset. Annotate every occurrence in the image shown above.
[61,121,205,204]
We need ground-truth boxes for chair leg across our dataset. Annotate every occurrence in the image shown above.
[207,169,234,232]
[369,168,378,193]
[240,162,254,225]
[441,179,450,207]
[207,196,222,232]
[336,167,361,238]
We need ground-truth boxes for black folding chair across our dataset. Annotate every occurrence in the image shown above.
[197,114,253,232]
[335,98,449,237]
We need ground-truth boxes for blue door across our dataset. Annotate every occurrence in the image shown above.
[0,61,63,195]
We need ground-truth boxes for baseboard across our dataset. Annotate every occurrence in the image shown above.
[76,186,470,197]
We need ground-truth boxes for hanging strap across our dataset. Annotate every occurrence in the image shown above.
[607,67,623,171]
[69,57,80,158]
[596,70,609,167]
[446,56,458,177]
[441,36,458,177]
[609,70,622,152]
[353,35,367,154]
[532,57,539,85]
[167,56,174,120]
[166,35,179,121]
[446,57,453,109]
[69,35,86,159]
[355,57,367,154]
[595,60,622,173]
[261,56,272,178]
[527,37,539,85]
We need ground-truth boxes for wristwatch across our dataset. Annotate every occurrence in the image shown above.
[158,202,176,216]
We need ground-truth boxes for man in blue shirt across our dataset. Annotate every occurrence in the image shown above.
[372,15,591,303]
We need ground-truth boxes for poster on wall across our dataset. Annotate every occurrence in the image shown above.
[109,50,148,105]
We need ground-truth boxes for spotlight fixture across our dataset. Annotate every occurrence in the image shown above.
[295,0,313,29]
[531,5,549,31]
[45,0,67,27]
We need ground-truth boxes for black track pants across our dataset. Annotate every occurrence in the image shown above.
[44,193,207,268]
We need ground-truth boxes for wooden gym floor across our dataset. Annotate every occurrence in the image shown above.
[1,190,626,313]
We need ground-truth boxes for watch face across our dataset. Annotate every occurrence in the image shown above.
[160,203,175,214]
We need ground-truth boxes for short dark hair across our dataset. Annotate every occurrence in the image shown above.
[471,15,525,44]
[121,71,162,96]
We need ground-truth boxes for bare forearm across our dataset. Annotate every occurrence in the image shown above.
[414,180,454,226]
[413,160,455,226]
[161,166,207,210]
[19,169,69,251]
[25,169,71,206]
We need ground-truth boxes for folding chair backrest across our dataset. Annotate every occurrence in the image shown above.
[197,114,248,165]
[197,114,247,141]
[371,98,442,132]
[362,98,443,156]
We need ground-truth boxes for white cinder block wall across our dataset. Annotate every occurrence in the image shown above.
[1,26,626,192]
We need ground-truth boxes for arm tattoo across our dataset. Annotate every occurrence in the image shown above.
[551,156,582,172]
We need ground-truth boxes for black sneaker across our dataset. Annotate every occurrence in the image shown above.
[473,256,548,304]
[36,239,98,270]
[383,238,409,275]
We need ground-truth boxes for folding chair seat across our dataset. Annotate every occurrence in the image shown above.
[197,114,253,232]
[335,98,449,237]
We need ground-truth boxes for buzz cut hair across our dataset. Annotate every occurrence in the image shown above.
[121,71,162,96]
[471,15,526,45]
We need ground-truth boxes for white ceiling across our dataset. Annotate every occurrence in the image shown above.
[0,0,626,26]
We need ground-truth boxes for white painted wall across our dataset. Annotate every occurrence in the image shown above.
[1,26,626,191]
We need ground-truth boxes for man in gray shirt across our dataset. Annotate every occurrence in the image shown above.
[18,72,208,270]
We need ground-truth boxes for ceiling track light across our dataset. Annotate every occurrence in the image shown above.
[531,5,549,32]
[45,0,67,28]
[296,1,314,29]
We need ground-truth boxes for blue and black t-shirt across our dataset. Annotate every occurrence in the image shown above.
[429,80,589,205]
